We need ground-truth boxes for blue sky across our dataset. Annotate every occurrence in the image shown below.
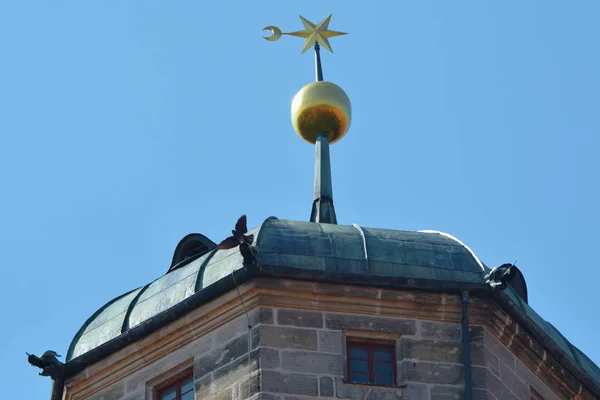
[1,1,599,398]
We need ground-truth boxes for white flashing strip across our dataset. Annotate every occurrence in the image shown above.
[352,224,369,260]
[418,230,487,273]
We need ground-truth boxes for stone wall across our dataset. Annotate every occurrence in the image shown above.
[66,281,578,400]
[257,307,563,400]
[80,308,266,400]
[474,329,561,400]
[78,306,564,400]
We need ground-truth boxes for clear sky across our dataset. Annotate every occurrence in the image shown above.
[1,1,599,398]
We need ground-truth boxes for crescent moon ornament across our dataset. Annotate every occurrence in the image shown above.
[262,26,282,41]
[263,15,347,53]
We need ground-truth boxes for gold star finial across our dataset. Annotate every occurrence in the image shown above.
[263,14,347,53]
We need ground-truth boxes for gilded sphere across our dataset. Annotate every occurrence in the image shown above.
[291,81,351,144]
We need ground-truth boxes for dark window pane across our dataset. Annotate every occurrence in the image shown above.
[375,375,393,386]
[350,373,369,383]
[348,347,368,359]
[181,391,194,400]
[350,359,369,373]
[374,349,392,361]
[161,387,177,400]
[374,361,392,374]
[181,377,194,394]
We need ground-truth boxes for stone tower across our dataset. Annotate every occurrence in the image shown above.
[28,14,600,400]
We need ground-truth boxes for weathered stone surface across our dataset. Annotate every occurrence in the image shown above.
[215,312,258,345]
[212,349,259,388]
[515,360,561,400]
[122,390,144,400]
[87,381,124,400]
[498,359,529,400]
[472,366,486,389]
[334,378,369,399]
[402,339,462,363]
[470,326,484,343]
[258,325,318,350]
[260,347,280,369]
[399,383,429,400]
[483,330,515,371]
[277,309,324,328]
[315,283,380,299]
[195,334,249,378]
[208,388,232,400]
[472,366,517,400]
[237,373,261,399]
[320,376,334,397]
[252,326,260,349]
[261,371,318,396]
[402,361,463,384]
[335,378,425,399]
[319,330,343,354]
[430,385,465,400]
[421,321,461,341]
[195,374,213,398]
[379,290,445,305]
[325,313,416,335]
[261,307,275,324]
[125,334,212,392]
[261,393,282,400]
[281,351,345,375]
[472,389,495,400]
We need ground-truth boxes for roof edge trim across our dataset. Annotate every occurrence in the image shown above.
[419,230,487,273]
[66,288,138,361]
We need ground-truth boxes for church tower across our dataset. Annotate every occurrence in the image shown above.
[28,14,600,400]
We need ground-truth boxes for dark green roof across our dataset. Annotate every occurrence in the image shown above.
[66,217,600,394]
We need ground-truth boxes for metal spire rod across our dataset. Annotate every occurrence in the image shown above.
[314,43,323,81]
[310,46,336,223]
[310,131,337,224]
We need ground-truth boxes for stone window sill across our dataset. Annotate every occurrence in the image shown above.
[342,379,407,389]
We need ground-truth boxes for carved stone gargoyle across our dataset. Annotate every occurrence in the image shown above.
[484,263,517,291]
[26,350,63,379]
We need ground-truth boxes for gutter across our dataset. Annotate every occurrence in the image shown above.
[50,372,64,400]
[462,290,473,400]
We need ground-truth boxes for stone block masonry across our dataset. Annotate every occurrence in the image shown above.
[258,307,564,400]
[259,308,468,399]
[71,301,566,400]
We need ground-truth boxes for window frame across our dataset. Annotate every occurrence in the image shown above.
[154,368,194,400]
[346,339,396,387]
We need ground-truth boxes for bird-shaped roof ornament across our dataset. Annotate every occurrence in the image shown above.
[218,215,256,266]
[485,263,518,291]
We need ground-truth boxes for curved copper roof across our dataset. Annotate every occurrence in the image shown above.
[65,217,600,392]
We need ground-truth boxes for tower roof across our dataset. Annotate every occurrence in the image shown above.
[64,218,600,395]
[68,217,484,361]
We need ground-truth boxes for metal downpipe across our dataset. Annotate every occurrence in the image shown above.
[462,290,473,400]
[50,372,65,400]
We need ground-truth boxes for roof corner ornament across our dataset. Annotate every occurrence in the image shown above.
[485,262,518,291]
[26,350,63,379]
[263,15,350,225]
[217,215,257,266]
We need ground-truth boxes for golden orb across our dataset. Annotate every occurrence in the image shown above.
[291,81,351,144]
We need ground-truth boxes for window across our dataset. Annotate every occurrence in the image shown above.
[347,341,396,386]
[156,372,194,400]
